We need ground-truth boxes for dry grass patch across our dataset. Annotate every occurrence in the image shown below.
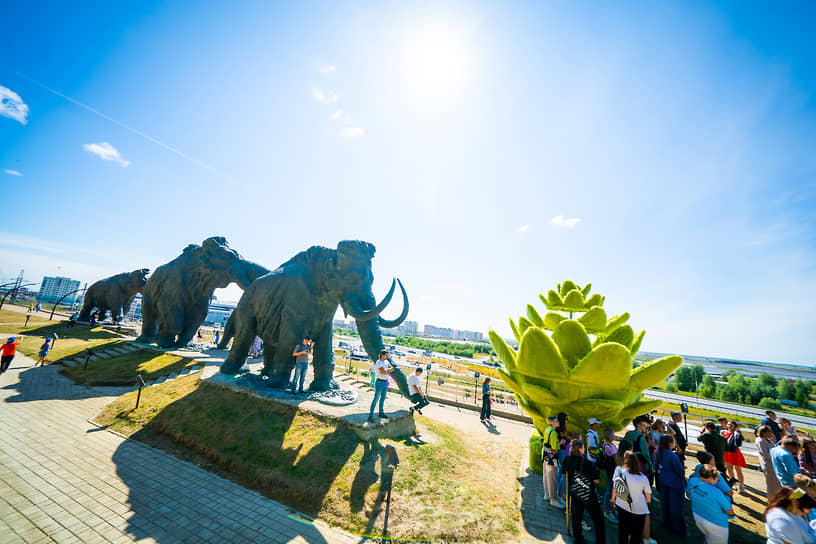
[94,376,521,542]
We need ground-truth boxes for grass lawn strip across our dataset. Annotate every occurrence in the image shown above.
[61,350,196,386]
[94,375,521,543]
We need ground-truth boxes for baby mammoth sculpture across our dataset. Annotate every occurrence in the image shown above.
[219,240,410,393]
[136,236,269,348]
[79,268,149,322]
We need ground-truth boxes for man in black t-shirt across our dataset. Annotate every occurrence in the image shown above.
[667,411,687,461]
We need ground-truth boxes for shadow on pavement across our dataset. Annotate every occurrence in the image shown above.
[109,382,367,544]
[2,364,130,403]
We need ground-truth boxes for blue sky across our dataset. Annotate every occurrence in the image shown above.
[1,1,814,365]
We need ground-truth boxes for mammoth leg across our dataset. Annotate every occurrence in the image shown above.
[175,302,209,347]
[262,344,293,388]
[78,295,95,321]
[310,319,338,391]
[156,305,183,348]
[221,316,255,374]
[217,312,237,349]
[136,295,158,343]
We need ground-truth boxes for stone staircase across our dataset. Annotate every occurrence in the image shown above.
[59,341,204,388]
[60,342,143,367]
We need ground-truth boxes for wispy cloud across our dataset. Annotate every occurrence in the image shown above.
[3,169,22,176]
[16,72,232,180]
[331,109,344,120]
[518,224,530,233]
[551,215,581,228]
[83,142,130,167]
[0,86,29,125]
[312,87,339,104]
[339,127,365,138]
[318,64,337,74]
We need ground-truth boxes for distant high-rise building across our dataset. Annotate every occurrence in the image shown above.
[423,323,484,341]
[396,320,418,335]
[123,293,143,322]
[38,276,81,303]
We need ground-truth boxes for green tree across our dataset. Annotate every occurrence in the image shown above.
[702,374,715,388]
[665,381,678,392]
[674,366,696,392]
[699,384,717,398]
[717,384,739,402]
[778,380,795,400]
[691,364,706,386]
[758,372,778,388]
[796,390,810,408]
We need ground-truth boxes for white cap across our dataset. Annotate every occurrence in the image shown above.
[588,417,602,425]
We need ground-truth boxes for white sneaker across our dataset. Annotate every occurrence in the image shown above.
[581,521,592,531]
[549,498,566,509]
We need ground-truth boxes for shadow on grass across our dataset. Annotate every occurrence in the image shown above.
[1,364,131,403]
[109,381,366,544]
[60,349,193,386]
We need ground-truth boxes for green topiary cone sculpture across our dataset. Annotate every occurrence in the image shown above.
[490,281,682,436]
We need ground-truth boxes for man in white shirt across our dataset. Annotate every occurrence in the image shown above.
[368,350,393,423]
[407,367,430,415]
[586,417,602,463]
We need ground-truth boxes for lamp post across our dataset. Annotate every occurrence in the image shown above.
[425,363,432,394]
[474,371,480,405]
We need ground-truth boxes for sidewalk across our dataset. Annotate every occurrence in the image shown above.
[0,352,361,544]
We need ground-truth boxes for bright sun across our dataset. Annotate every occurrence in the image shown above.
[399,24,469,102]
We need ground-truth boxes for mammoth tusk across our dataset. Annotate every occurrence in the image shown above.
[378,279,409,328]
[345,278,396,322]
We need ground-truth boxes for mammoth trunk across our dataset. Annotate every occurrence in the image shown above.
[357,316,412,399]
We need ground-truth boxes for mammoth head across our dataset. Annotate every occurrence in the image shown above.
[128,268,149,291]
[195,236,269,289]
[335,240,409,329]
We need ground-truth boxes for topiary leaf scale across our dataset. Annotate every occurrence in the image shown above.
[489,281,683,433]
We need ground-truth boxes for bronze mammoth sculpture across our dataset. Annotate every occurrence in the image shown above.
[136,237,269,348]
[79,268,149,322]
[219,240,410,393]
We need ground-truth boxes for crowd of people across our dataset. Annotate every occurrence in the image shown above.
[539,409,816,544]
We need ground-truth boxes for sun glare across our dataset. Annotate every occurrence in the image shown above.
[399,24,469,102]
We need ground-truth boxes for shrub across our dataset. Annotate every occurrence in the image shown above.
[758,397,782,410]
[665,381,678,392]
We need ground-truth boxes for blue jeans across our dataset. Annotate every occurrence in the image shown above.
[603,471,613,511]
[556,449,566,498]
[370,379,389,416]
[290,362,308,392]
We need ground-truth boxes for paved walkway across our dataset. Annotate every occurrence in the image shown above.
[0,352,360,544]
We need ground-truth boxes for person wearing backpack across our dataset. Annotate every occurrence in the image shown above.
[541,415,565,509]
[561,439,605,544]
[656,434,687,536]
[601,429,619,522]
[612,451,652,544]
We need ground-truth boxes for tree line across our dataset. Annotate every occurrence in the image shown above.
[666,364,815,410]
[390,335,496,359]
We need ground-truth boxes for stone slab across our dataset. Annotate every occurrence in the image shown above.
[198,348,417,441]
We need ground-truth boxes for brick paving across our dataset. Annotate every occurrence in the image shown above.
[0,352,360,544]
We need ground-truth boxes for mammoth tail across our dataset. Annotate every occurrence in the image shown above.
[218,312,236,349]
[390,364,412,400]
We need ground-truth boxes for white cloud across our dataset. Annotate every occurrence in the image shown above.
[3,169,22,176]
[331,109,344,120]
[339,127,365,138]
[0,86,29,125]
[312,87,339,104]
[551,215,581,228]
[319,64,337,74]
[83,142,130,167]
[518,224,530,233]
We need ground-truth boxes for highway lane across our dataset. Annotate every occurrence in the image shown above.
[644,389,816,430]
